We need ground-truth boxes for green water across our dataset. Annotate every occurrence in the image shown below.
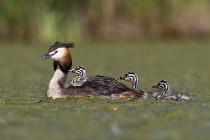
[0,40,210,140]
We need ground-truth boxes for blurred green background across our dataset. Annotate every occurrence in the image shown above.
[1,1,210,140]
[1,0,210,43]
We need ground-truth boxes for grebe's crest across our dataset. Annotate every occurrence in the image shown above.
[48,41,74,52]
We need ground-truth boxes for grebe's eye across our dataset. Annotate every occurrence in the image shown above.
[49,50,58,56]
[157,83,161,87]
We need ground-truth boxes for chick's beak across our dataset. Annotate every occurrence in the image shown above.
[152,84,159,88]
[117,75,125,80]
[69,68,75,73]
[37,53,51,60]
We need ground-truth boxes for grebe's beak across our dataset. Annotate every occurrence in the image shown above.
[117,75,126,80]
[152,84,159,88]
[69,68,76,73]
[37,53,51,60]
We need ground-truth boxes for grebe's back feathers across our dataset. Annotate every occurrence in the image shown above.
[65,80,135,98]
[82,75,131,95]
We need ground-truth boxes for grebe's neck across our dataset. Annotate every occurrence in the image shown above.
[162,83,171,95]
[126,73,139,90]
[47,66,68,99]
[132,77,139,89]
[47,48,72,99]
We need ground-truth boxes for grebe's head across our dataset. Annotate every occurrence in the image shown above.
[37,41,74,60]
[38,41,74,73]
[118,71,138,82]
[152,80,171,94]
[69,66,85,73]
[118,71,139,89]
[69,66,86,75]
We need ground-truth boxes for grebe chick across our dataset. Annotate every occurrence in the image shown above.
[118,72,148,99]
[37,41,140,100]
[69,66,87,86]
[152,80,192,101]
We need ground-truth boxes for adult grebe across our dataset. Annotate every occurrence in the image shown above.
[37,41,140,99]
[152,80,192,100]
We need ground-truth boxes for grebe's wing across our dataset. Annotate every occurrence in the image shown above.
[82,75,131,95]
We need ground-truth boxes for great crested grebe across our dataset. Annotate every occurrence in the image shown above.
[152,80,192,101]
[118,72,148,99]
[37,41,140,99]
[69,66,87,86]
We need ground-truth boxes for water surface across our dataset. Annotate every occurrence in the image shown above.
[0,41,210,140]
